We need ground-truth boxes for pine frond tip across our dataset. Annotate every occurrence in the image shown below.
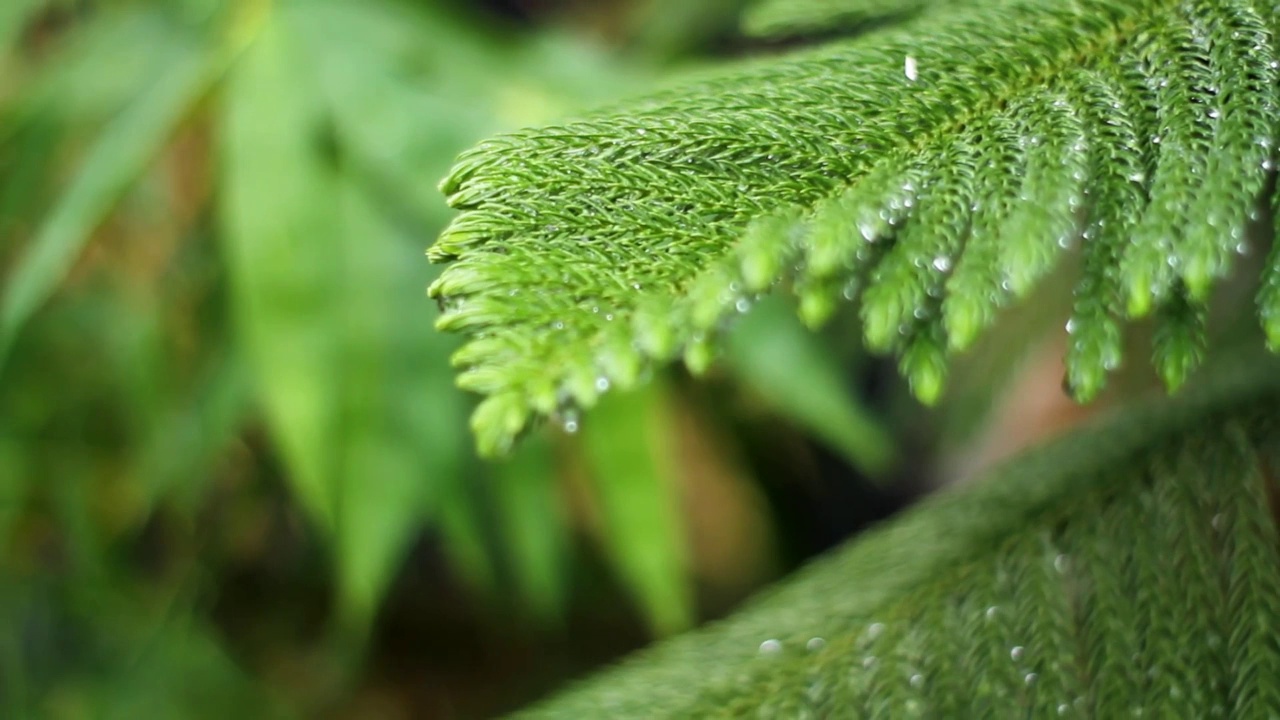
[429,0,1280,454]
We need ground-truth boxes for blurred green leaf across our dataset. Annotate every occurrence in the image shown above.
[726,296,896,477]
[2,578,285,720]
[0,0,39,63]
[0,119,61,244]
[437,476,499,595]
[293,0,506,225]
[0,436,25,549]
[582,383,692,636]
[627,0,748,60]
[492,435,569,621]
[220,11,338,527]
[138,348,252,509]
[4,6,205,127]
[222,5,475,631]
[0,24,211,365]
[329,176,469,629]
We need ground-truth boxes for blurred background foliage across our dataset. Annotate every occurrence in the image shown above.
[0,0,1174,717]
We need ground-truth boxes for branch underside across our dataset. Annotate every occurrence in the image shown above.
[513,368,1280,717]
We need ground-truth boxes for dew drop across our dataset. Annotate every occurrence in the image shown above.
[1212,513,1225,531]
[807,637,826,652]
[904,55,919,82]
[1011,646,1025,661]
[909,673,925,689]
[562,414,580,434]
[931,255,953,272]
[594,377,611,393]
[862,655,878,669]
[867,622,886,640]
[1059,704,1071,716]
[985,606,999,621]
[1065,318,1079,335]
[1054,554,1070,573]
[735,298,752,313]
[759,639,783,656]
[1025,672,1038,686]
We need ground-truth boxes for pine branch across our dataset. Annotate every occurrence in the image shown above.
[510,363,1280,717]
[430,0,1280,455]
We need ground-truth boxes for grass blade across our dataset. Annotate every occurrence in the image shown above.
[0,35,210,365]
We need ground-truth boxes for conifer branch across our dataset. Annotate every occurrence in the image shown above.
[509,366,1280,717]
[430,0,1280,455]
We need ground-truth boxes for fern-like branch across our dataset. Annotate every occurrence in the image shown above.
[511,365,1280,717]
[430,0,1280,455]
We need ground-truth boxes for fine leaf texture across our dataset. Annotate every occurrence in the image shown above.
[512,363,1280,717]
[430,0,1280,456]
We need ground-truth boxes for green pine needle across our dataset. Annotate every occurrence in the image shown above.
[510,369,1280,717]
[430,0,1280,456]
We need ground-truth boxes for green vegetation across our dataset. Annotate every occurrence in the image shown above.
[4,0,1279,716]
[427,0,1280,714]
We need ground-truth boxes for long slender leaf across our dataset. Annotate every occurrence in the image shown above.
[330,176,469,630]
[582,383,693,636]
[726,296,895,477]
[491,435,570,621]
[0,34,210,365]
[220,12,339,527]
[437,477,499,595]
[222,7,473,631]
